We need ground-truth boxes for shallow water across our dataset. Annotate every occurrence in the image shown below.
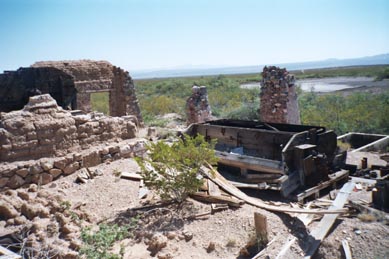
[240,76,381,92]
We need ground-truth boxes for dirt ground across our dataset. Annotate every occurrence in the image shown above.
[1,156,389,259]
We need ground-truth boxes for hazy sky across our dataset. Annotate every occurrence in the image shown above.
[0,0,388,72]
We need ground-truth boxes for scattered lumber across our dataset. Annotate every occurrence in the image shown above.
[202,164,348,215]
[342,239,353,259]
[303,181,355,259]
[120,171,143,180]
[190,192,244,207]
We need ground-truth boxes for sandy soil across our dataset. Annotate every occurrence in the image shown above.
[1,155,389,259]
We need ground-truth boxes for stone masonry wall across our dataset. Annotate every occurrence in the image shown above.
[259,66,301,124]
[185,86,212,125]
[0,138,146,190]
[0,60,143,124]
[0,94,138,162]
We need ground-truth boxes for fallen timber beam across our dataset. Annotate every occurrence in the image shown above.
[190,192,244,207]
[303,181,355,258]
[201,163,348,215]
[215,151,284,174]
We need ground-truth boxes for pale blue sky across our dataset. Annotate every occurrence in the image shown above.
[0,0,388,72]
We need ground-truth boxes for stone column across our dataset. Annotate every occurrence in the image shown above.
[259,66,300,124]
[186,86,212,125]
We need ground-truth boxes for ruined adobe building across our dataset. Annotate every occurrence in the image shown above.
[259,66,301,124]
[0,60,145,190]
[0,60,142,124]
[0,94,145,190]
[185,85,213,125]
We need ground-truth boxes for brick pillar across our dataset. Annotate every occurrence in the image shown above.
[186,86,212,125]
[259,66,300,124]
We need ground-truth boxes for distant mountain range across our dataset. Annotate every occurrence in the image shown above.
[131,53,389,79]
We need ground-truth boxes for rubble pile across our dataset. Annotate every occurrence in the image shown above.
[185,86,212,125]
[0,188,85,258]
[259,66,300,124]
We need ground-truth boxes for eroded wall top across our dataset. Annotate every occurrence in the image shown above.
[0,60,143,123]
[0,94,138,162]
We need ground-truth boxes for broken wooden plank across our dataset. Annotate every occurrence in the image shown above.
[207,179,221,196]
[190,192,244,207]
[0,245,21,259]
[342,239,353,259]
[254,212,268,244]
[303,181,355,258]
[120,172,143,180]
[215,151,284,174]
[295,170,349,202]
[202,164,348,214]
[138,187,149,199]
[211,203,229,212]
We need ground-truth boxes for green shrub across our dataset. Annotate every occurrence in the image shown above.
[375,68,389,81]
[136,134,218,203]
[224,101,259,120]
[80,221,137,259]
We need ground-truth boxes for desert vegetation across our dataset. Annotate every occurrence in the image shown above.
[136,134,218,203]
[108,65,389,135]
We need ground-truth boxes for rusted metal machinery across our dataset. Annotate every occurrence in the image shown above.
[184,119,347,197]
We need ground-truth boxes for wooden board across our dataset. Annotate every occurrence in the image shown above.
[216,151,284,174]
[190,192,244,207]
[120,172,143,180]
[202,164,348,215]
[295,170,349,202]
[207,179,221,196]
[303,181,355,258]
[342,240,353,259]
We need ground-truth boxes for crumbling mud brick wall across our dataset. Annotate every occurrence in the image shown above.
[0,94,138,162]
[0,94,146,190]
[259,66,301,124]
[0,60,142,124]
[185,86,212,125]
